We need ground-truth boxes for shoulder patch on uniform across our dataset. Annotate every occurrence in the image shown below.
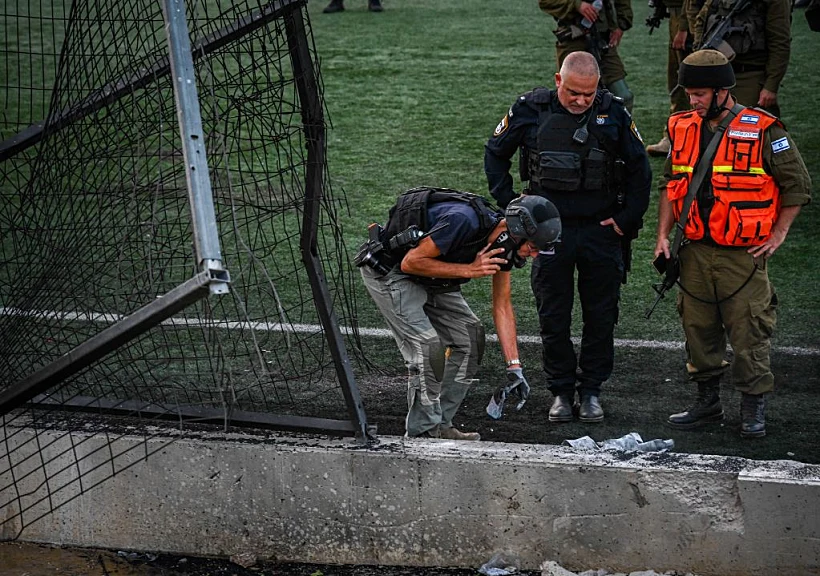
[493,114,509,137]
[630,120,643,144]
[739,114,760,125]
[727,128,760,140]
[771,136,790,153]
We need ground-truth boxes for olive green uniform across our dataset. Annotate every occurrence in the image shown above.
[661,121,811,393]
[539,0,633,87]
[665,0,691,114]
[693,0,792,116]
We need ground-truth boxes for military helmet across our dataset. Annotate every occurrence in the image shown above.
[678,49,736,89]
[504,195,561,250]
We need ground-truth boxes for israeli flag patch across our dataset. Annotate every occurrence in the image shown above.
[740,114,760,124]
[771,136,790,153]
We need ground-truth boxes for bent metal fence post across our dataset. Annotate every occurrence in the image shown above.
[0,0,371,535]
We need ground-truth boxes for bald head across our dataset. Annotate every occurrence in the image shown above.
[559,51,600,81]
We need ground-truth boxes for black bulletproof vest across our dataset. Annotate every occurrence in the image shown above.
[527,88,619,222]
[384,186,500,265]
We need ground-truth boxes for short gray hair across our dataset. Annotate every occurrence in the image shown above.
[560,51,600,79]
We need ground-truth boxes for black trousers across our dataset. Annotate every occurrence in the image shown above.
[530,222,623,398]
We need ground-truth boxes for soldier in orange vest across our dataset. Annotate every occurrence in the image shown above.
[654,50,811,438]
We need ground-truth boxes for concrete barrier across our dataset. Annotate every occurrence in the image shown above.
[1,424,818,575]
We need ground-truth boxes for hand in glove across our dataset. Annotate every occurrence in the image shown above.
[486,366,531,420]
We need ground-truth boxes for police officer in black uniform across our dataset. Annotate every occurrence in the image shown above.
[484,51,651,423]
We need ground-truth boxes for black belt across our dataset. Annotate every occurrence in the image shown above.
[731,62,765,73]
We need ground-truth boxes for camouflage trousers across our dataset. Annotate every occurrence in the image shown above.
[676,242,778,395]
[666,7,690,115]
[361,266,485,437]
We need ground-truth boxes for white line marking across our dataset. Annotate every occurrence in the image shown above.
[2,307,818,356]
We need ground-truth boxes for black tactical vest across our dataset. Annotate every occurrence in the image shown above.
[525,88,621,222]
[385,187,500,264]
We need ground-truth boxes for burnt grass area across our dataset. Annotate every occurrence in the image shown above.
[355,339,820,465]
[0,542,541,576]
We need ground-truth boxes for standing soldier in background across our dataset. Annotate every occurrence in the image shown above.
[645,0,694,156]
[540,0,636,112]
[693,0,791,117]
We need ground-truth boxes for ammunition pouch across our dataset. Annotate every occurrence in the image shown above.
[583,148,608,190]
[531,150,582,191]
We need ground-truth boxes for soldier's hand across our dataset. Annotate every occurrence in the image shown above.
[608,28,624,48]
[654,237,670,259]
[758,89,777,109]
[672,30,688,51]
[579,1,600,21]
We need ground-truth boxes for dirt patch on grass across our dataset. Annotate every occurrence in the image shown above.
[355,343,820,464]
[0,541,533,576]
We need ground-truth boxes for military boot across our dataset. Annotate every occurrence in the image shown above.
[646,134,671,157]
[668,379,724,429]
[323,0,345,13]
[740,393,767,438]
[368,0,384,11]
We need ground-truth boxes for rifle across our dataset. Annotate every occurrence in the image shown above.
[645,252,680,318]
[645,0,669,34]
[699,0,753,57]
[644,104,742,318]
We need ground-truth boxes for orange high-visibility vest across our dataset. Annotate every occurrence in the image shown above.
[666,108,781,246]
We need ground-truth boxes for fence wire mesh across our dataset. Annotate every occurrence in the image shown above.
[1,0,368,534]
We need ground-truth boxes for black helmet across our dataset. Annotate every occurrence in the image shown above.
[504,195,561,251]
[678,49,736,89]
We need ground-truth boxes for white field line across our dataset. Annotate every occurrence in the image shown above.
[2,306,818,357]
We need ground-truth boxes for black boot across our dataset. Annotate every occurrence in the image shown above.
[668,379,724,429]
[323,0,345,13]
[579,395,604,423]
[740,393,767,438]
[548,394,574,423]
[368,0,384,11]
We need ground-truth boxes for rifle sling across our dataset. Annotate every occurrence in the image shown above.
[669,103,743,261]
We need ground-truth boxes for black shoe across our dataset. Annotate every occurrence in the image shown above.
[740,393,766,438]
[368,0,384,11]
[549,394,574,423]
[668,379,724,429]
[323,0,344,13]
[579,395,604,423]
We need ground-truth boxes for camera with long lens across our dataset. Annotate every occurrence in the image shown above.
[354,223,427,276]
[354,223,393,276]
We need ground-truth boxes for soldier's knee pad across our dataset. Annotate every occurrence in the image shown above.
[421,332,446,381]
[466,319,486,366]
[608,79,634,112]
